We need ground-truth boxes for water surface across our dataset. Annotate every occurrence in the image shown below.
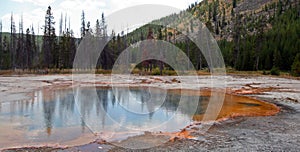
[0,87,279,149]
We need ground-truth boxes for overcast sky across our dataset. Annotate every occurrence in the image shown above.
[0,0,199,37]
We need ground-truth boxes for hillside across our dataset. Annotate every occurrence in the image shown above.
[147,0,299,41]
[126,0,300,73]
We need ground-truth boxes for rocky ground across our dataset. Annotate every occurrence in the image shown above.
[1,74,300,151]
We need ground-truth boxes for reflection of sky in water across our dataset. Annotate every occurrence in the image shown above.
[0,87,208,143]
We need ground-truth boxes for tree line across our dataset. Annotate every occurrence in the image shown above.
[0,1,299,76]
[142,0,300,75]
[0,6,134,72]
[0,6,77,70]
[218,0,300,75]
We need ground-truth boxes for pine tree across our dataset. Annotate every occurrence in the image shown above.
[158,27,164,75]
[81,10,86,38]
[254,19,264,71]
[25,28,32,68]
[186,28,191,70]
[233,0,237,8]
[10,13,16,69]
[68,30,76,68]
[42,6,57,68]
[232,14,242,69]
[59,13,63,37]
[0,20,2,69]
[273,49,281,68]
[31,25,37,69]
[277,0,283,16]
[2,36,11,69]
[16,15,25,69]
[65,13,67,32]
[95,19,101,37]
[100,13,107,38]
[190,20,194,33]
[208,4,212,21]
[291,53,300,76]
[212,1,218,22]
[222,6,226,28]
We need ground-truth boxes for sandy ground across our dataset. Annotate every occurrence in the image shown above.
[1,74,300,151]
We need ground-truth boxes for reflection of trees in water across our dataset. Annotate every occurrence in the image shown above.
[41,89,78,135]
[39,89,85,133]
[194,96,209,115]
[0,92,35,123]
[162,93,209,117]
[114,88,129,106]
[96,88,109,128]
[110,87,207,119]
[0,87,210,136]
[113,88,161,119]
[58,91,75,122]
[42,93,56,136]
[76,88,96,131]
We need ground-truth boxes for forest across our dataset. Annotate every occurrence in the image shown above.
[0,0,299,76]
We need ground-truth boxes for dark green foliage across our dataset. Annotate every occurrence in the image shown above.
[1,36,11,69]
[262,70,267,75]
[58,30,76,69]
[25,28,32,68]
[219,4,300,72]
[270,67,280,76]
[233,0,237,8]
[42,6,58,68]
[291,53,300,77]
[0,1,299,75]
[81,10,86,38]
[277,0,283,16]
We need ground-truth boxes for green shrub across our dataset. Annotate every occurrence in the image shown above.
[270,67,280,76]
[291,54,300,77]
[151,68,161,75]
[163,70,177,76]
[262,70,268,75]
[131,68,141,75]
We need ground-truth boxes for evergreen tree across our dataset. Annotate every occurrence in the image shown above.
[2,36,11,69]
[222,6,226,28]
[16,15,25,69]
[190,20,194,33]
[42,6,57,68]
[158,27,164,75]
[291,53,300,76]
[81,10,86,38]
[68,30,76,68]
[233,0,237,8]
[277,0,283,16]
[95,19,101,37]
[0,20,2,69]
[273,49,281,68]
[100,13,107,38]
[10,13,16,69]
[232,14,241,68]
[212,0,218,22]
[25,28,32,68]
[59,13,63,37]
[31,25,37,69]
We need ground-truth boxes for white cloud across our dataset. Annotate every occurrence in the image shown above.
[108,0,196,13]
[2,0,199,37]
[11,0,56,6]
[59,0,106,10]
